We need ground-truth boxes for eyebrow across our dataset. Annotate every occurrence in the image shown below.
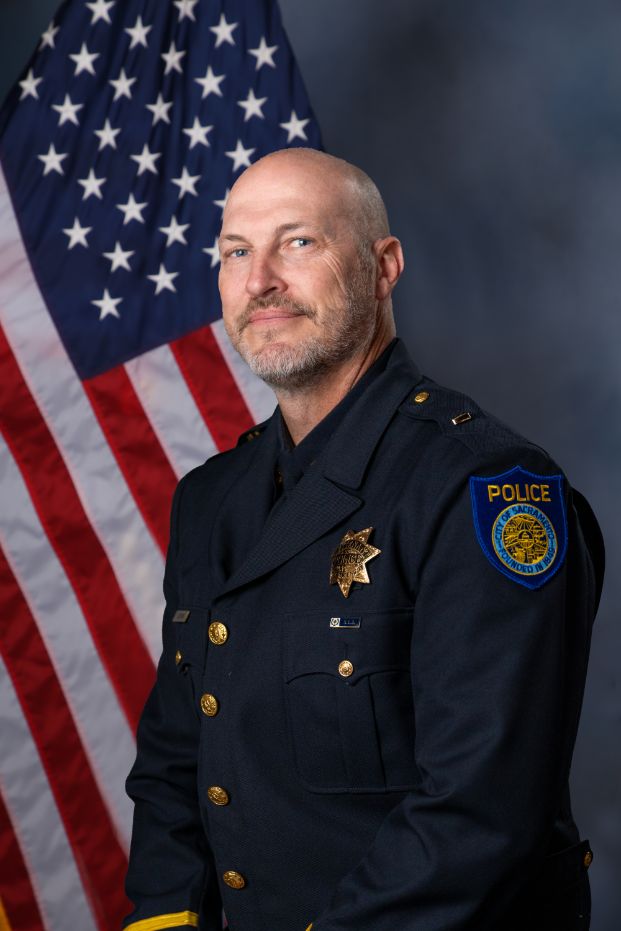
[219,221,314,243]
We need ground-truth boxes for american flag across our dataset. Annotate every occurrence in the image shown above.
[0,1,321,927]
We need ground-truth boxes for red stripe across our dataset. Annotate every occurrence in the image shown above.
[0,330,154,731]
[0,555,131,931]
[0,788,44,931]
[171,324,254,450]
[83,366,177,555]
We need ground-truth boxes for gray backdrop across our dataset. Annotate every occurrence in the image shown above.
[1,1,619,928]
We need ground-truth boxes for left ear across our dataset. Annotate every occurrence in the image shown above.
[373,237,404,301]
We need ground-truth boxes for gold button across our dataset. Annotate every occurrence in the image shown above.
[200,693,219,716]
[583,850,593,869]
[175,650,182,665]
[338,659,354,677]
[208,621,228,645]
[207,785,230,806]
[222,870,246,889]
[413,390,429,404]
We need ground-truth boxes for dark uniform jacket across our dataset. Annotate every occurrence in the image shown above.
[124,340,604,931]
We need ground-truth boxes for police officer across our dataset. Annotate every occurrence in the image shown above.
[123,148,603,931]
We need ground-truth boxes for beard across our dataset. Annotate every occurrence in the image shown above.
[224,263,376,390]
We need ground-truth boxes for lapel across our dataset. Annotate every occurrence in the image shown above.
[213,341,422,600]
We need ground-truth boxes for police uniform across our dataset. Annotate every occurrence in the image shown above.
[124,340,603,931]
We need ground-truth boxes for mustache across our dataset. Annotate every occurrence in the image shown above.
[236,296,316,333]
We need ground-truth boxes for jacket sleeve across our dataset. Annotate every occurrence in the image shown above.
[123,478,222,931]
[312,450,598,930]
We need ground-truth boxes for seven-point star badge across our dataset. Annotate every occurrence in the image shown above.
[330,528,381,598]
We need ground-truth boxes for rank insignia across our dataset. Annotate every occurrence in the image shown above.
[330,528,381,598]
[470,466,567,590]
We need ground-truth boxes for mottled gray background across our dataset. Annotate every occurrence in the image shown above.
[1,1,619,927]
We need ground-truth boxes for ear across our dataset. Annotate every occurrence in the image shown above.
[373,237,404,301]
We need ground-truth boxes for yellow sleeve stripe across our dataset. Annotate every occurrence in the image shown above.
[124,911,199,931]
[0,896,13,931]
[305,925,313,931]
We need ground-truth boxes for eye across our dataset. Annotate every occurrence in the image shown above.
[228,247,248,258]
[291,237,312,248]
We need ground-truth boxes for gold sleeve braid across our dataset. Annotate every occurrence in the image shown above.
[123,911,199,931]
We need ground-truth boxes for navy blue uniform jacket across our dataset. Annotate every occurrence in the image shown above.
[124,341,603,931]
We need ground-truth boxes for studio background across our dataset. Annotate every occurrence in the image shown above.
[0,1,618,928]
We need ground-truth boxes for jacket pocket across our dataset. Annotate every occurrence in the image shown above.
[283,608,417,793]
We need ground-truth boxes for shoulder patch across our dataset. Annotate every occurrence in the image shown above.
[469,466,567,589]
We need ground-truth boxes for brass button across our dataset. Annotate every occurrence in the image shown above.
[207,785,230,806]
[222,870,246,889]
[338,659,354,678]
[200,693,219,716]
[208,621,228,645]
[413,390,429,404]
[583,850,593,869]
[175,650,182,665]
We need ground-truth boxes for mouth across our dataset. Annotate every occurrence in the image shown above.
[247,309,306,325]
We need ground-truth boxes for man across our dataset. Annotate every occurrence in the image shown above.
[124,148,604,931]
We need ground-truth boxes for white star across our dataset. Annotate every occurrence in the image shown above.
[202,237,220,268]
[130,143,161,176]
[213,188,230,212]
[161,40,186,75]
[183,117,213,149]
[94,118,121,150]
[19,69,42,100]
[225,139,255,171]
[125,15,151,49]
[209,13,238,47]
[116,193,147,224]
[248,36,278,70]
[62,218,92,249]
[279,109,310,142]
[147,263,179,295]
[159,215,189,247]
[52,94,83,126]
[194,65,225,99]
[237,88,267,121]
[109,69,136,101]
[92,289,122,320]
[78,168,106,200]
[146,93,172,125]
[174,0,198,21]
[86,0,115,25]
[103,241,134,271]
[171,167,200,198]
[38,143,68,175]
[69,43,99,76]
[39,22,59,50]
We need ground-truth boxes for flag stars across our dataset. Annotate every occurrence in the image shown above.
[116,193,147,224]
[131,144,161,175]
[183,117,213,149]
[109,69,136,101]
[213,189,230,212]
[78,169,106,200]
[159,216,189,247]
[69,43,99,76]
[238,88,267,121]
[38,144,68,175]
[39,22,59,50]
[280,110,310,142]
[19,69,43,100]
[125,15,152,49]
[225,139,255,171]
[161,40,186,75]
[94,118,121,150]
[202,238,220,268]
[146,93,172,125]
[86,0,115,25]
[248,36,278,69]
[62,218,92,249]
[210,13,238,47]
[52,94,83,127]
[103,241,134,271]
[195,66,225,99]
[172,167,200,198]
[174,0,199,21]
[92,289,122,320]
[147,264,179,294]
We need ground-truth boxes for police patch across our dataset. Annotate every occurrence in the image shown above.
[469,466,567,589]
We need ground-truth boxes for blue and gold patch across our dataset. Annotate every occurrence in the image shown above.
[469,466,567,589]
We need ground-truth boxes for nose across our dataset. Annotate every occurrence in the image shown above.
[245,251,286,299]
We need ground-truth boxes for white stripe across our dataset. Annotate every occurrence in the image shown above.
[0,436,135,851]
[211,317,276,424]
[0,164,164,662]
[0,655,99,931]
[125,343,218,479]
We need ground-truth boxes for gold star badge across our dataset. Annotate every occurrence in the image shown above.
[329,527,381,598]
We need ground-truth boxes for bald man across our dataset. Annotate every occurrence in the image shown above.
[123,149,603,931]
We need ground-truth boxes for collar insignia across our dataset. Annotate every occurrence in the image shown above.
[330,527,381,598]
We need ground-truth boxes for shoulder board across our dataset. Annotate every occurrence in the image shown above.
[236,422,268,447]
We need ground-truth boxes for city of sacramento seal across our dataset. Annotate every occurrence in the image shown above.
[492,504,557,576]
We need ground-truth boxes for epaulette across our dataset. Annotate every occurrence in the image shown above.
[236,421,268,447]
